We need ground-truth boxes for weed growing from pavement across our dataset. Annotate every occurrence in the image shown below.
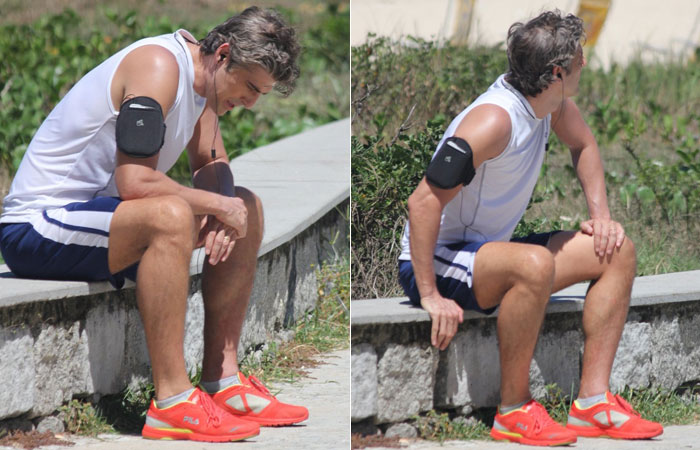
[59,400,113,437]
[239,258,350,384]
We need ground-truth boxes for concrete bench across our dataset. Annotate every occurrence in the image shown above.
[351,270,700,428]
[0,118,349,422]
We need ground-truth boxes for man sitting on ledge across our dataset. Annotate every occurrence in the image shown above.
[0,6,307,443]
[398,10,662,447]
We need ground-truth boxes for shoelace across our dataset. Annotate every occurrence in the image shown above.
[613,394,641,418]
[198,391,223,427]
[529,401,558,434]
[248,375,274,397]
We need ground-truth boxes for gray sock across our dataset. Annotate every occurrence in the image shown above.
[576,392,607,409]
[499,399,529,415]
[155,388,195,409]
[200,373,240,394]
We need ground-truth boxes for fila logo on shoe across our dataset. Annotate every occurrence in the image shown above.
[516,422,528,431]
[183,416,200,425]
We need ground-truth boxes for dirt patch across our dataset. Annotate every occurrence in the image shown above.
[351,433,401,449]
[0,430,74,450]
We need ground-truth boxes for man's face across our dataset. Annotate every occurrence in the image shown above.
[563,45,586,96]
[213,64,275,115]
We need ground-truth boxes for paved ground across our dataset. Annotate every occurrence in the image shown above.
[4,349,349,450]
[369,424,700,449]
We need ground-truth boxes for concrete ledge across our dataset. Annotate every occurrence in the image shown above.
[351,270,700,425]
[0,118,349,421]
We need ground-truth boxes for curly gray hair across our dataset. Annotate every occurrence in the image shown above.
[199,6,300,96]
[505,10,585,97]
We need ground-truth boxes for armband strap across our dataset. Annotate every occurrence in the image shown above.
[425,136,475,189]
[116,96,166,158]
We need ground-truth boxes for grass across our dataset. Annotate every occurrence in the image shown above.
[404,384,700,444]
[61,258,349,436]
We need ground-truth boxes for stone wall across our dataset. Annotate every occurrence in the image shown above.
[0,201,347,422]
[351,271,700,431]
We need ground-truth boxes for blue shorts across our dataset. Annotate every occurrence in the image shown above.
[0,197,138,289]
[398,231,561,315]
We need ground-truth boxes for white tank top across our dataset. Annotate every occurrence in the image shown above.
[400,74,550,260]
[1,30,207,223]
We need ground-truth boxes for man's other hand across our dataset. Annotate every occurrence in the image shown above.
[420,294,464,350]
[216,196,248,238]
[580,218,625,257]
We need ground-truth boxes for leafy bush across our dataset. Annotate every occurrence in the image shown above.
[0,6,349,183]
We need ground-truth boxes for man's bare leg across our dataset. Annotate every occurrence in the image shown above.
[108,195,197,400]
[200,187,264,381]
[472,242,555,406]
[547,231,636,397]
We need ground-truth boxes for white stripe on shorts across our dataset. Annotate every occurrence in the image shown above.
[29,208,113,248]
[434,244,476,287]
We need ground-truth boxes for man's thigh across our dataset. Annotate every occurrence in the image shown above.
[546,230,631,292]
[0,196,137,288]
[471,239,556,309]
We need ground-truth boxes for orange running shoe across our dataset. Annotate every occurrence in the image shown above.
[207,373,309,426]
[141,388,260,442]
[490,399,577,447]
[566,391,663,439]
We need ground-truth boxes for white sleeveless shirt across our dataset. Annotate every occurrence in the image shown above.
[1,30,207,223]
[399,74,550,260]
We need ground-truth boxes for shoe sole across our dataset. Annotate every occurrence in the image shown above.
[490,428,576,447]
[142,425,260,442]
[239,411,309,427]
[566,424,663,440]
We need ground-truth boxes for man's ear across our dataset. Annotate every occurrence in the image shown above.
[216,43,230,64]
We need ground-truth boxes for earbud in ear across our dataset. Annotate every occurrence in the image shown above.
[556,73,562,79]
[219,54,226,62]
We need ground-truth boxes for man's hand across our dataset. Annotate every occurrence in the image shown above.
[197,196,247,265]
[216,196,248,238]
[580,218,625,257]
[420,293,464,350]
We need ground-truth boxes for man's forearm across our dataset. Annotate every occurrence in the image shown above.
[573,143,611,219]
[408,195,443,299]
[116,165,233,217]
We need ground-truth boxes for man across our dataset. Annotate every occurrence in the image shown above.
[0,7,308,442]
[398,10,662,446]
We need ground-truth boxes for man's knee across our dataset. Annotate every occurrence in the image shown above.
[614,236,637,274]
[153,195,196,242]
[518,245,555,289]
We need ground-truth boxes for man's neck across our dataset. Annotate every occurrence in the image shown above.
[526,85,565,119]
[186,40,208,98]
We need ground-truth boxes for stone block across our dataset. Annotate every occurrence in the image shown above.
[609,321,653,391]
[184,288,205,375]
[434,325,500,409]
[385,422,417,438]
[530,330,582,398]
[85,300,127,394]
[377,343,437,423]
[31,322,91,417]
[351,343,377,421]
[650,313,700,389]
[35,416,64,434]
[0,327,35,418]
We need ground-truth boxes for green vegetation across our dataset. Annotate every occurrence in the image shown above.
[410,384,700,443]
[62,258,349,435]
[0,3,348,185]
[352,36,700,299]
